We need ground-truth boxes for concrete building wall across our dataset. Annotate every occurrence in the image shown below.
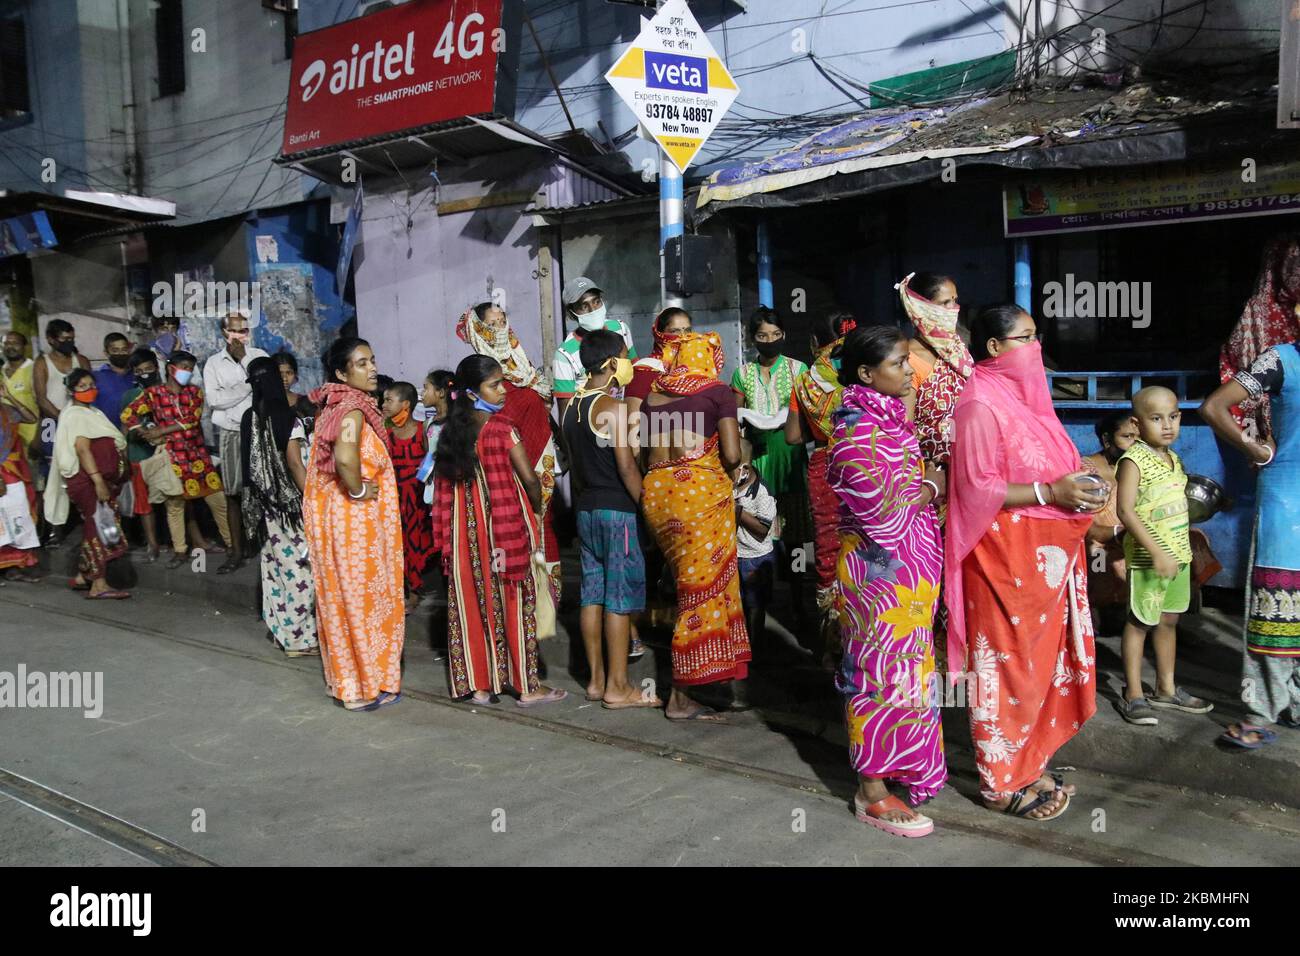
[0,0,95,193]
[127,0,305,219]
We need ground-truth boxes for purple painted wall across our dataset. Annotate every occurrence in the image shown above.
[352,187,542,386]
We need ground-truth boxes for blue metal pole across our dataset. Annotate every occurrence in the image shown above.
[659,156,684,307]
[756,220,773,308]
[1013,238,1032,312]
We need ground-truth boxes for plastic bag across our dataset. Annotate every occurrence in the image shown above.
[95,501,122,547]
[116,476,135,517]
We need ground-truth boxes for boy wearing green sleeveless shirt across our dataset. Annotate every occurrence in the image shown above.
[1115,386,1214,725]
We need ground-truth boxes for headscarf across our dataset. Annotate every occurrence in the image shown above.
[634,324,685,375]
[43,403,127,525]
[244,358,303,544]
[653,331,726,396]
[308,382,391,475]
[792,337,845,441]
[896,272,974,378]
[1219,237,1300,436]
[456,307,550,400]
[944,341,1086,668]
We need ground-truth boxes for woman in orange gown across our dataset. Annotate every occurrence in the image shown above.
[304,338,405,711]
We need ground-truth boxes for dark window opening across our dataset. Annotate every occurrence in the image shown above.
[0,15,31,117]
[155,0,185,97]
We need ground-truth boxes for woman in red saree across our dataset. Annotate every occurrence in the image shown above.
[456,303,560,632]
[642,332,750,720]
[787,312,856,663]
[433,354,567,707]
[947,305,1107,820]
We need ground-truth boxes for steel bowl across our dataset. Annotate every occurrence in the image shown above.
[1185,474,1228,524]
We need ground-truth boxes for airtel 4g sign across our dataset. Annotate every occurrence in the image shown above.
[281,0,510,156]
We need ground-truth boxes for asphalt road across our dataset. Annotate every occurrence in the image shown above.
[1,582,1297,867]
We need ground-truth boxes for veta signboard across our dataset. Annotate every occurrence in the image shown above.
[605,0,738,172]
[281,0,509,157]
[1004,158,1300,237]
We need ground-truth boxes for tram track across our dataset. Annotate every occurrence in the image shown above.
[0,592,1239,867]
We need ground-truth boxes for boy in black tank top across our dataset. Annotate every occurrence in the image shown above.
[560,331,662,711]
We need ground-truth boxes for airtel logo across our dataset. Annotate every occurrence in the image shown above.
[299,60,327,101]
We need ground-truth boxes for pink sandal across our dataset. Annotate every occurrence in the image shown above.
[854,794,934,838]
[516,687,568,708]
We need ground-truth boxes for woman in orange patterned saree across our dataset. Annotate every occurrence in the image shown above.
[304,338,405,712]
[642,332,750,720]
[947,306,1107,820]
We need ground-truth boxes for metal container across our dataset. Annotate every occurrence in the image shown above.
[1185,474,1228,524]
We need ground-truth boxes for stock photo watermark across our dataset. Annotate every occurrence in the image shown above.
[0,666,103,718]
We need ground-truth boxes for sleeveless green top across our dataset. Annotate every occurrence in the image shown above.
[1120,440,1192,566]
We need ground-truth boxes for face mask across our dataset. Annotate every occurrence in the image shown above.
[491,326,510,351]
[108,353,130,369]
[73,387,98,404]
[577,304,607,332]
[135,371,160,388]
[171,367,193,386]
[755,339,784,359]
[54,341,76,356]
[607,357,634,388]
[734,465,750,488]
[469,390,504,414]
[390,408,410,428]
[154,332,178,355]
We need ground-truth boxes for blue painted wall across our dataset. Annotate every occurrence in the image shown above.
[1062,411,1254,588]
[243,199,355,392]
[0,0,93,193]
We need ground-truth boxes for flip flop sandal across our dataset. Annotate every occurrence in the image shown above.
[5,571,41,583]
[666,705,727,722]
[602,695,663,710]
[516,688,569,708]
[334,697,381,712]
[1219,724,1278,749]
[460,692,499,706]
[86,590,131,600]
[67,578,91,591]
[1278,716,1300,729]
[283,648,321,658]
[165,554,186,570]
[216,560,243,575]
[372,692,402,710]
[628,639,647,660]
[854,794,934,838]
[998,787,1071,821]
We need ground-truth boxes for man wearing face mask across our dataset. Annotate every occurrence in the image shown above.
[93,333,136,423]
[559,330,658,711]
[202,311,267,573]
[2,332,39,460]
[552,277,637,418]
[122,350,235,569]
[31,321,91,524]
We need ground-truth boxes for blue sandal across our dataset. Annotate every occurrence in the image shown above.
[1219,723,1278,749]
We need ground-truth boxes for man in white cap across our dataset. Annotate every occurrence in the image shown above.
[554,276,637,417]
[202,309,268,573]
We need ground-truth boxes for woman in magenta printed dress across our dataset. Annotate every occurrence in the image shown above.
[828,326,947,838]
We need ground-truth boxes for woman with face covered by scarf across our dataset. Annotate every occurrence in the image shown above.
[456,303,560,628]
[947,304,1107,821]
[241,356,317,658]
[642,332,750,720]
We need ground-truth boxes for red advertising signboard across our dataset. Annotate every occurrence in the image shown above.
[281,0,506,156]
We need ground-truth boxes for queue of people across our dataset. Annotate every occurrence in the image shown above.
[1,246,1297,840]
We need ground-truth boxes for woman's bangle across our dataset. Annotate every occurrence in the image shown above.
[88,472,101,478]
[347,481,369,500]
[1255,443,1275,466]
[921,478,940,501]
[1033,481,1047,506]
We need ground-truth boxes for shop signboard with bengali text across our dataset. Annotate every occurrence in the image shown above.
[1004,158,1300,237]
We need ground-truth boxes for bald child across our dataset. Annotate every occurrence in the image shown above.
[1113,386,1212,725]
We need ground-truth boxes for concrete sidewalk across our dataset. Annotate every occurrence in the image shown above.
[35,534,1300,811]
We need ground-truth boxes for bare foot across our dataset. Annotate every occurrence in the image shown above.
[585,681,605,701]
